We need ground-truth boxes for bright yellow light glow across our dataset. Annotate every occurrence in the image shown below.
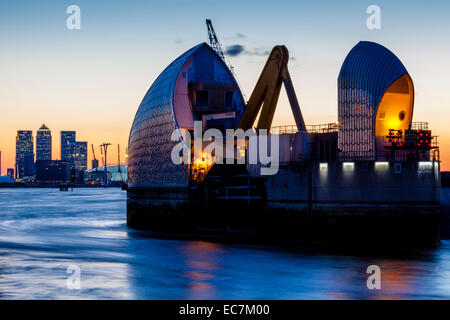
[418,161,433,171]
[375,161,389,167]
[343,162,355,172]
[375,74,414,137]
[375,161,389,172]
[319,163,328,171]
[191,150,216,182]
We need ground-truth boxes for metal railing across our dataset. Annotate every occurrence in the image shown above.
[411,122,429,130]
[337,151,376,162]
[270,123,338,135]
[271,122,430,134]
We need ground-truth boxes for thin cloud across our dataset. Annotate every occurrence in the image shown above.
[225,44,271,57]
[225,44,245,57]
[225,44,295,61]
[246,47,271,56]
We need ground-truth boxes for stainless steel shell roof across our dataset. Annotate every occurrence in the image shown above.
[127,43,245,188]
[338,41,408,113]
[337,41,411,159]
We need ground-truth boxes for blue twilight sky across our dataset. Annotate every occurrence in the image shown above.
[1,0,450,172]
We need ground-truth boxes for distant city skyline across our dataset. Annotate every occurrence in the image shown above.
[1,123,125,176]
[0,126,98,177]
[1,0,450,172]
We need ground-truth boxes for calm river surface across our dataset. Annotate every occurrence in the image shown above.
[1,188,450,299]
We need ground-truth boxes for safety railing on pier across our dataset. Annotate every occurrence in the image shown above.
[270,123,339,135]
[338,149,440,162]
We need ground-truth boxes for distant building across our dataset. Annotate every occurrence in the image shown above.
[69,141,88,171]
[61,131,76,162]
[70,168,85,185]
[35,160,69,184]
[61,131,87,172]
[86,165,126,184]
[91,158,99,169]
[36,124,52,161]
[0,176,14,184]
[15,130,35,179]
[7,168,14,179]
[86,170,112,185]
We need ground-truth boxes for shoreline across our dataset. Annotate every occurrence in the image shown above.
[0,184,123,189]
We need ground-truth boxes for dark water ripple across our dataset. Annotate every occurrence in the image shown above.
[0,188,450,299]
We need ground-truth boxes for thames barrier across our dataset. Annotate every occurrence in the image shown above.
[127,41,441,247]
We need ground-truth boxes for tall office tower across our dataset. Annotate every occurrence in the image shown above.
[36,124,52,161]
[69,141,88,171]
[15,131,35,179]
[61,131,76,162]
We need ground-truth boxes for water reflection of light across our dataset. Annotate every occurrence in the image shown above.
[360,255,447,300]
[178,241,224,300]
[3,188,450,299]
[367,261,414,300]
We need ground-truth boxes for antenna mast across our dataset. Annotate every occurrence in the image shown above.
[100,143,111,187]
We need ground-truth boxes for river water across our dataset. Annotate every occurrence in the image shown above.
[0,188,449,299]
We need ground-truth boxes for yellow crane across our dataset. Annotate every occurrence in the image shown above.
[238,45,307,132]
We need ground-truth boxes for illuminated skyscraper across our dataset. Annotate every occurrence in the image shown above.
[36,124,52,161]
[61,131,76,162]
[15,130,35,179]
[61,131,87,172]
[69,141,88,171]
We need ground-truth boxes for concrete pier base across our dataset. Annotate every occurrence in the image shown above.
[127,161,442,248]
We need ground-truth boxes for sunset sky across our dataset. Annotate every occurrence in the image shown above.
[1,0,450,174]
